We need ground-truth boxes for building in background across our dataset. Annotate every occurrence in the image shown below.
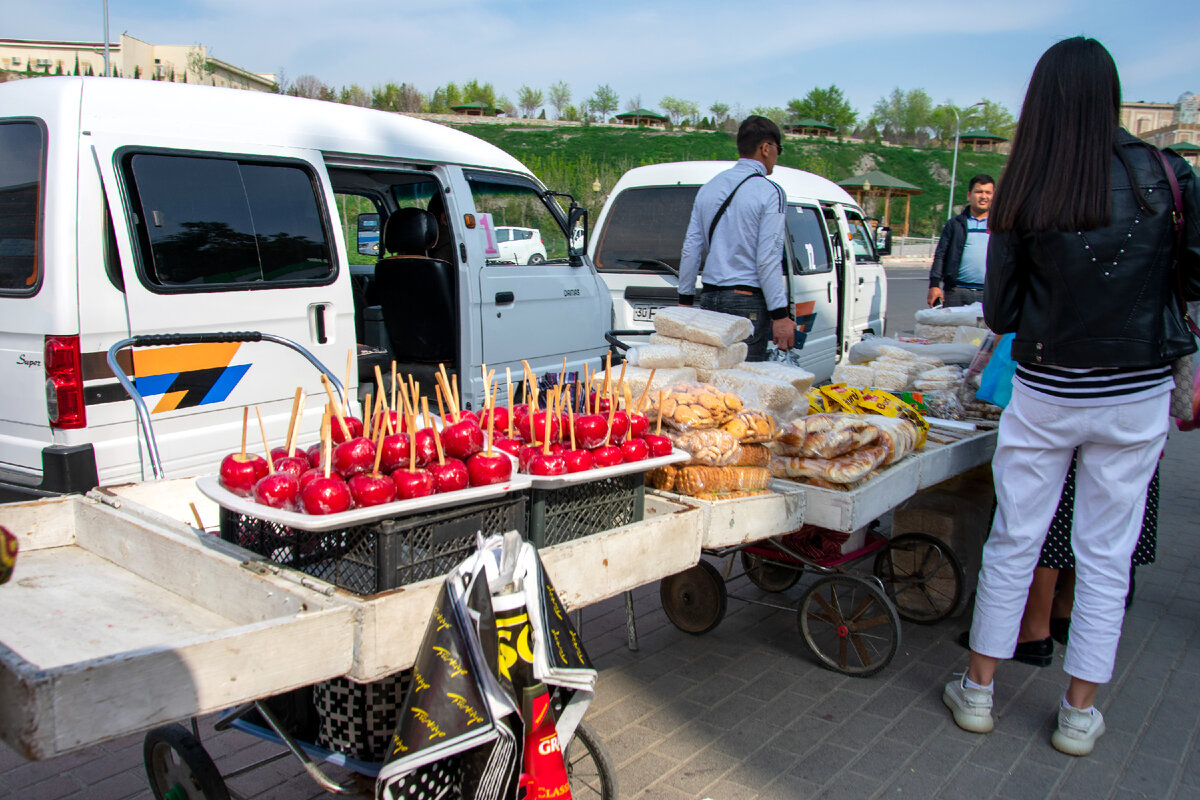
[1121,92,1200,168]
[0,34,275,92]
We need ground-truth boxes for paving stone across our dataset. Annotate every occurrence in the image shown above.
[1119,750,1182,796]
[997,759,1062,798]
[934,764,1005,800]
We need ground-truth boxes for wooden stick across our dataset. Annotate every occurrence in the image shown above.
[363,393,373,440]
[320,374,351,439]
[485,390,495,457]
[635,369,656,414]
[451,374,461,420]
[567,388,577,450]
[372,401,386,475]
[189,502,205,532]
[615,359,628,400]
[240,407,248,458]
[435,386,449,434]
[391,362,398,412]
[604,352,612,399]
[656,390,664,436]
[344,349,354,418]
[604,398,616,447]
[322,415,333,479]
[284,387,303,457]
[506,378,515,439]
[407,408,417,472]
[255,407,274,472]
[623,385,633,414]
[559,356,567,388]
[288,393,306,456]
[542,400,553,456]
[421,396,432,432]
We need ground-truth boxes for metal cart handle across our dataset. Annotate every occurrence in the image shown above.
[106,332,346,481]
[605,329,654,354]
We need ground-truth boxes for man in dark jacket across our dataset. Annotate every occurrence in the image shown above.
[927,174,994,307]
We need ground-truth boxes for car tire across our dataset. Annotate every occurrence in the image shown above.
[529,253,546,265]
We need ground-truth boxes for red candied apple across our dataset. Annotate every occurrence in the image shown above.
[480,406,509,436]
[306,442,328,469]
[330,416,364,445]
[563,449,594,473]
[333,436,376,478]
[519,442,562,472]
[456,409,481,426]
[529,451,568,476]
[467,451,513,486]
[590,445,623,468]
[270,446,290,464]
[518,411,560,444]
[573,413,608,450]
[300,475,352,514]
[492,435,523,457]
[429,459,469,493]
[412,428,440,468]
[274,455,310,479]
[442,418,485,460]
[349,472,397,507]
[589,392,612,413]
[378,432,411,473]
[392,468,436,499]
[628,413,649,439]
[253,472,299,510]
[609,411,629,443]
[220,453,269,497]
[511,403,530,427]
[620,438,649,462]
[298,467,324,492]
[642,434,673,458]
[375,410,404,434]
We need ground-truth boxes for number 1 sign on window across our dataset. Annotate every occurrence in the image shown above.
[477,213,500,257]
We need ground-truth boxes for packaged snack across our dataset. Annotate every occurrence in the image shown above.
[674,465,773,495]
[645,465,677,492]
[735,361,816,394]
[831,364,875,386]
[953,326,988,346]
[914,302,985,327]
[731,443,771,467]
[769,445,888,484]
[858,390,929,448]
[912,323,957,343]
[721,409,777,443]
[707,369,798,414]
[649,334,747,370]
[653,306,753,348]
[819,384,863,414]
[920,390,966,420]
[848,336,981,365]
[626,344,686,369]
[646,382,743,430]
[866,414,918,465]
[776,413,879,457]
[670,428,742,466]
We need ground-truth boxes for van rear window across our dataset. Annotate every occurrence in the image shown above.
[123,153,334,289]
[0,121,44,294]
[592,186,699,274]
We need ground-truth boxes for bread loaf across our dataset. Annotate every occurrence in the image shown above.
[674,465,772,495]
[769,445,887,484]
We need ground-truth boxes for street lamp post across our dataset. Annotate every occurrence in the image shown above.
[947,102,986,220]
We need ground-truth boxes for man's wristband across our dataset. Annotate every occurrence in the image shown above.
[769,307,790,321]
[678,293,695,306]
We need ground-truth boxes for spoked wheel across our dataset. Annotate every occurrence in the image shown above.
[565,721,618,800]
[798,575,900,677]
[660,560,727,634]
[873,532,964,624]
[740,550,802,592]
[144,724,229,800]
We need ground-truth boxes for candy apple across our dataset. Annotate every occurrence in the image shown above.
[441,418,485,460]
[378,432,411,473]
[270,447,290,464]
[392,468,436,499]
[628,413,650,439]
[480,406,509,436]
[467,451,512,486]
[455,409,481,426]
[306,442,328,469]
[573,414,608,450]
[642,434,673,458]
[330,416,364,444]
[349,471,397,507]
[298,467,325,492]
[590,445,624,468]
[609,411,629,443]
[588,392,612,414]
[492,435,523,457]
[518,411,560,444]
[274,455,310,479]
[333,437,376,478]
[429,458,469,493]
[375,410,404,434]
[519,442,562,472]
[620,438,649,463]
[253,472,299,510]
[528,451,568,476]
[563,449,594,473]
[412,428,440,468]
[220,453,269,497]
[300,475,352,515]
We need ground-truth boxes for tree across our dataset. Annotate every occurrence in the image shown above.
[372,82,423,113]
[589,84,619,120]
[517,85,544,118]
[787,85,857,134]
[709,102,730,126]
[498,96,517,117]
[660,96,699,126]
[548,81,571,120]
[870,87,935,145]
[749,106,788,125]
[339,84,371,107]
[427,82,462,113]
[291,74,329,100]
[461,79,497,108]
[624,94,643,113]
[74,54,80,76]
[561,103,581,122]
[186,46,215,85]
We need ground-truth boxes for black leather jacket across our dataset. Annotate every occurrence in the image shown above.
[929,209,975,290]
[984,129,1200,368]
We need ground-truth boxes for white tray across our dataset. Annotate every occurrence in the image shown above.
[521,448,690,489]
[196,471,533,532]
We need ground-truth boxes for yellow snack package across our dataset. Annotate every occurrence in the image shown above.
[820,383,863,414]
[858,389,930,448]
[806,388,830,414]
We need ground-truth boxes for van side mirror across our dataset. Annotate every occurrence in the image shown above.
[874,225,892,256]
[567,204,588,266]
[357,213,381,257]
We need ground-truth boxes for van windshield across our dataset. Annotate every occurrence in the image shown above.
[592,186,699,274]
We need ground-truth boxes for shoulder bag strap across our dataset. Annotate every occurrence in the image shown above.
[1154,149,1200,337]
[707,173,764,245]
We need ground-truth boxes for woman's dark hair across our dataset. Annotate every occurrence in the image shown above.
[990,37,1120,233]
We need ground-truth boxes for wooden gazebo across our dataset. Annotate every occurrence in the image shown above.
[838,170,923,236]
[614,108,668,127]
[787,118,835,138]
[450,101,502,117]
[958,129,1007,152]
[1167,140,1200,168]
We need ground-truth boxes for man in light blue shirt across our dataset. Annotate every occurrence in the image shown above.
[677,116,794,360]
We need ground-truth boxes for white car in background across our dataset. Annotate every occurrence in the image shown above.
[494,226,546,264]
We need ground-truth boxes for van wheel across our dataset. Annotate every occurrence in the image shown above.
[529,253,546,265]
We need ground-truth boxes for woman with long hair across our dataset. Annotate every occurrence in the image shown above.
[943,37,1200,756]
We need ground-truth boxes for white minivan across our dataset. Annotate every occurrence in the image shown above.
[589,162,889,381]
[0,77,610,498]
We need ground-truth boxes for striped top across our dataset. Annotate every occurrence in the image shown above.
[1015,362,1174,407]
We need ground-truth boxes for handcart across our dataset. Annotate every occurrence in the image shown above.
[98,332,616,800]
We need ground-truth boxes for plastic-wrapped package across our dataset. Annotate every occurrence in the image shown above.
[913,323,957,343]
[670,428,742,466]
[649,334,747,370]
[674,465,772,495]
[706,369,799,414]
[770,445,888,484]
[914,379,960,392]
[776,414,880,458]
[721,409,776,443]
[916,365,963,381]
[831,364,874,386]
[921,390,965,420]
[876,345,918,362]
[847,336,981,365]
[626,344,685,369]
[732,443,771,467]
[913,302,985,327]
[646,382,743,430]
[866,415,918,465]
[735,361,816,394]
[591,366,698,403]
[653,306,753,348]
[870,367,910,391]
[953,326,988,346]
[645,465,678,492]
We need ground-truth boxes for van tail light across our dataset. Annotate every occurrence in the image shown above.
[45,336,87,429]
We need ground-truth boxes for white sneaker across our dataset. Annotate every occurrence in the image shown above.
[1052,704,1105,756]
[943,675,994,733]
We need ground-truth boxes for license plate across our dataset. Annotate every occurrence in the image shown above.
[633,304,661,321]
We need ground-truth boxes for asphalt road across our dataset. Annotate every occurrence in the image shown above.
[884,264,932,337]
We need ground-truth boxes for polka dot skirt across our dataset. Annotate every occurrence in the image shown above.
[1038,453,1158,570]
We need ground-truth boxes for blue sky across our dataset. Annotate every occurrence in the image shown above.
[8,1,1199,119]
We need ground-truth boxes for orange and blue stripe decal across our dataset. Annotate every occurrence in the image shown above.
[131,343,251,413]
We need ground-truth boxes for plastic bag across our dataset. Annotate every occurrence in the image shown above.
[847,336,981,366]
[975,332,1016,408]
[721,409,777,443]
[706,369,799,414]
[735,360,816,394]
[673,465,772,495]
[649,334,747,370]
[645,382,743,430]
[913,302,985,327]
[626,344,685,369]
[653,306,752,348]
[591,367,697,404]
[831,364,874,386]
[670,428,742,466]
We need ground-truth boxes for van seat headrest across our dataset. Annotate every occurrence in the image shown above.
[384,208,439,255]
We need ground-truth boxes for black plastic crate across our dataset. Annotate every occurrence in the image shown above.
[528,472,645,547]
[219,494,528,595]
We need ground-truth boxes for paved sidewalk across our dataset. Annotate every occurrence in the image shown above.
[3,431,1198,799]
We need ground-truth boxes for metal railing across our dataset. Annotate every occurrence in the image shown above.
[887,237,938,260]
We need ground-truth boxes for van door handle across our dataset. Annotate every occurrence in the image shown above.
[495,291,515,305]
[827,283,832,303]
[858,277,865,285]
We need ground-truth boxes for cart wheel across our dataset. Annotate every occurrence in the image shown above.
[874,532,964,624]
[740,550,801,592]
[143,724,229,800]
[660,560,727,635]
[566,721,618,800]
[798,575,900,677]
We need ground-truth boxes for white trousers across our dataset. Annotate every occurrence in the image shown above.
[969,387,1169,684]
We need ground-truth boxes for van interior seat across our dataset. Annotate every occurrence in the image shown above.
[374,208,456,365]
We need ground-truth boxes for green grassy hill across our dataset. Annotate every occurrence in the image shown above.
[451,123,1007,239]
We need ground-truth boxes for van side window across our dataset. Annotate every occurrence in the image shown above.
[785,205,832,275]
[821,206,845,268]
[464,172,566,266]
[591,186,700,274]
[0,121,45,294]
[122,153,334,289]
[844,211,879,263]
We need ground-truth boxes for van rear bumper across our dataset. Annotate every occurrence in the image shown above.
[0,445,100,502]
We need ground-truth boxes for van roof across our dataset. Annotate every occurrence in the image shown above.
[5,77,533,177]
[607,161,858,207]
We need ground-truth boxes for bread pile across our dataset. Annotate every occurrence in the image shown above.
[769,413,920,490]
[831,344,956,394]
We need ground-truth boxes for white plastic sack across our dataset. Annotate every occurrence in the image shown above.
[707,368,799,414]
[650,334,747,370]
[848,336,981,366]
[626,344,686,369]
[736,361,816,394]
[653,306,753,348]
[914,302,985,327]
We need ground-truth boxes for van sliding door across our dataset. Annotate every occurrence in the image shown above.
[784,204,838,382]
